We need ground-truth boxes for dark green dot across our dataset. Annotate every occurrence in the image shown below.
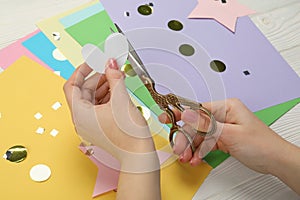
[137,106,143,114]
[5,145,27,163]
[137,5,153,16]
[210,60,226,73]
[168,20,183,31]
[122,64,137,77]
[179,44,195,56]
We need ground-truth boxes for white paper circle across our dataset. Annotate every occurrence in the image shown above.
[52,48,67,61]
[30,164,51,182]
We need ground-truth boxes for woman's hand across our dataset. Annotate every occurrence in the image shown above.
[63,59,157,169]
[159,99,288,174]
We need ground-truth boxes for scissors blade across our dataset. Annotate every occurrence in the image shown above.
[110,25,154,83]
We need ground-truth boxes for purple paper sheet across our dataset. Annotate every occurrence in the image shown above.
[100,0,300,112]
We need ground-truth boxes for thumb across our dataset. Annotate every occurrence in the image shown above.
[105,58,125,91]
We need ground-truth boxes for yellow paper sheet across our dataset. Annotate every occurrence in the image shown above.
[36,1,99,67]
[0,56,115,200]
[0,56,212,199]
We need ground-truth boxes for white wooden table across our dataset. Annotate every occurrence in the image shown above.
[1,0,299,199]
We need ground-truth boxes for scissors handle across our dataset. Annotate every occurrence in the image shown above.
[166,93,217,137]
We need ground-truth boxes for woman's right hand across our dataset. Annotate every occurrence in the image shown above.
[159,98,290,175]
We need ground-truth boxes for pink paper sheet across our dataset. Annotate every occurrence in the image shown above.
[79,146,171,197]
[188,0,255,32]
[0,30,50,70]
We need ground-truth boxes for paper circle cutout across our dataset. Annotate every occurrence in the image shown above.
[137,5,153,16]
[168,20,183,31]
[30,164,51,182]
[179,44,195,56]
[210,60,226,73]
[52,48,67,61]
[4,145,27,163]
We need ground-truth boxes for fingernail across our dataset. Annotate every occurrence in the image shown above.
[183,110,198,123]
[108,59,118,70]
[179,155,184,162]
[190,160,194,166]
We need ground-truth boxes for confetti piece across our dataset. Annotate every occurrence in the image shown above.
[0,67,3,73]
[36,127,45,134]
[50,129,59,137]
[30,164,51,182]
[51,102,62,110]
[4,145,27,163]
[54,71,61,76]
[52,32,61,41]
[34,112,43,120]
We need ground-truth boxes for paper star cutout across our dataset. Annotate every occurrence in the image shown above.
[188,0,255,32]
[79,146,171,197]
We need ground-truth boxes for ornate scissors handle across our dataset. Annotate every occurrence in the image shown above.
[141,76,217,153]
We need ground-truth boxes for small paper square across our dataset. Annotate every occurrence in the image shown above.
[54,71,61,76]
[36,127,45,134]
[34,112,43,120]
[50,129,59,137]
[52,102,62,110]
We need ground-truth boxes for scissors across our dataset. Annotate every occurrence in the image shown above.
[111,24,217,153]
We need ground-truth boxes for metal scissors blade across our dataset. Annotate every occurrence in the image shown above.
[110,25,154,83]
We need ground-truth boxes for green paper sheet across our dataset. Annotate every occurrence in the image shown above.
[65,11,116,49]
[63,11,300,168]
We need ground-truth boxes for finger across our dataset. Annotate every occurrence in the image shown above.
[182,109,211,132]
[158,109,182,124]
[189,147,202,166]
[173,131,189,155]
[95,81,109,101]
[96,74,107,89]
[173,125,196,158]
[179,147,193,163]
[98,90,110,105]
[81,73,104,102]
[104,59,126,91]
[63,63,93,107]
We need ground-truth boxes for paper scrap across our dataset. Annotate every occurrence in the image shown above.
[188,0,255,32]
[52,101,62,110]
[36,127,45,134]
[34,112,43,120]
[50,129,59,137]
